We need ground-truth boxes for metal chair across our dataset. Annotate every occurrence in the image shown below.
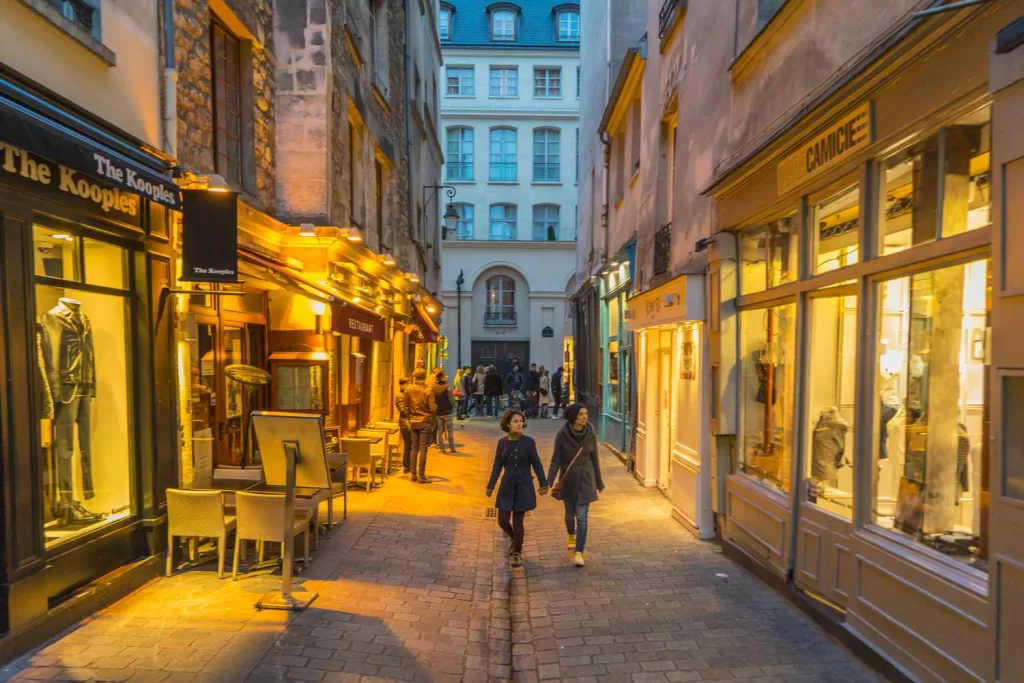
[341,437,382,491]
[166,489,236,579]
[232,491,313,580]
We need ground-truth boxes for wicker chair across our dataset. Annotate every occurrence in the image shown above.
[232,491,313,580]
[373,422,403,472]
[357,428,391,477]
[341,437,382,491]
[166,489,236,579]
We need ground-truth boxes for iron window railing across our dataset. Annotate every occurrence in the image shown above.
[485,310,517,326]
[653,223,671,276]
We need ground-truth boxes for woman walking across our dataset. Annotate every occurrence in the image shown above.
[486,409,549,567]
[472,365,487,416]
[453,367,466,419]
[548,403,604,567]
[538,367,551,418]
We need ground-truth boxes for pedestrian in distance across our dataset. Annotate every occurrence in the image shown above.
[548,403,604,567]
[460,366,474,419]
[539,367,551,418]
[485,365,503,418]
[486,408,549,568]
[432,371,457,453]
[473,365,487,416]
[403,368,437,483]
[453,367,466,420]
[552,366,564,418]
[528,363,541,417]
[395,376,413,475]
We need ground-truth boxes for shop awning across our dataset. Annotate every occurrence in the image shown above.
[625,274,705,332]
[238,248,336,304]
[0,91,179,209]
[412,304,440,343]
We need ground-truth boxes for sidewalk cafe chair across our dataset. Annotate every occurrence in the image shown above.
[357,427,391,477]
[232,491,313,580]
[341,437,382,491]
[165,489,236,579]
[373,421,402,472]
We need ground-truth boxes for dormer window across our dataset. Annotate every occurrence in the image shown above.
[439,4,454,40]
[492,9,516,41]
[557,10,580,41]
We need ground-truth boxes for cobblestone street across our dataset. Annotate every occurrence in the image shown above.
[1,419,881,683]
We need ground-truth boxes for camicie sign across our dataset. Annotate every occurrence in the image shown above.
[777,102,872,196]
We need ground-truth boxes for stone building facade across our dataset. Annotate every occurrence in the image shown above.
[174,0,276,212]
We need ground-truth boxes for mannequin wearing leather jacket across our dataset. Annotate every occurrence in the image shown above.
[37,298,103,526]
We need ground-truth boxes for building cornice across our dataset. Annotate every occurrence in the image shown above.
[442,240,577,250]
[441,47,579,59]
[441,108,579,120]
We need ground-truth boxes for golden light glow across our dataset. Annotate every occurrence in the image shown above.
[382,255,396,266]
[346,228,363,242]
[427,305,437,314]
[310,300,327,316]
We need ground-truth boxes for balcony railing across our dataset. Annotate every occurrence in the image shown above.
[484,310,517,326]
[658,0,686,38]
[653,223,671,276]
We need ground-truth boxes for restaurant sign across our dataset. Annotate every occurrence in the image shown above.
[332,302,386,342]
[777,102,872,196]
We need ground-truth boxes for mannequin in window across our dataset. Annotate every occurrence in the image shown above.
[811,407,848,489]
[38,297,104,526]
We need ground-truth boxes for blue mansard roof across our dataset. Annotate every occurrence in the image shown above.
[442,1,581,51]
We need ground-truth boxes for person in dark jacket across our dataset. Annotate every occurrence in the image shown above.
[552,367,564,417]
[547,403,604,567]
[527,363,541,417]
[395,376,413,475]
[403,368,437,483]
[484,365,503,418]
[486,409,549,567]
[432,372,457,453]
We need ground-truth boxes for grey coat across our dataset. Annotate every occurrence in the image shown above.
[547,424,604,508]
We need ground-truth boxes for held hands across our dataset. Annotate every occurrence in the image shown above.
[538,486,550,496]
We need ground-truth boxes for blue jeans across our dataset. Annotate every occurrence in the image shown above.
[564,502,589,552]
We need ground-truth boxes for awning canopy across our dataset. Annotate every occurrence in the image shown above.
[625,274,705,332]
[238,249,335,304]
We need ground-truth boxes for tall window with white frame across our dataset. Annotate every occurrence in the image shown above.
[534,68,562,97]
[557,9,580,41]
[489,128,518,182]
[491,9,516,41]
[490,67,518,97]
[532,204,560,241]
[211,17,243,188]
[533,128,560,182]
[485,275,517,326]
[446,127,474,181]
[439,6,451,40]
[453,203,474,240]
[489,204,516,240]
[446,67,474,96]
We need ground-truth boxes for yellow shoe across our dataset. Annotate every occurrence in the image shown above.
[573,551,585,567]
[567,534,576,549]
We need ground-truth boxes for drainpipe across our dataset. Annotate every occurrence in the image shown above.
[403,0,418,278]
[162,0,178,156]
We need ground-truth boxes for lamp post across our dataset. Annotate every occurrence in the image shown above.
[423,184,460,240]
[455,269,465,368]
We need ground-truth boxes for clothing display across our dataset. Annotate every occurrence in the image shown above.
[879,402,898,460]
[754,349,777,405]
[36,298,103,526]
[811,407,848,487]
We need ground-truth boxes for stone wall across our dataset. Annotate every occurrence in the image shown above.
[174,0,276,213]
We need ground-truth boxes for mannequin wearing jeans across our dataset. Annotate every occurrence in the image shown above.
[38,298,103,525]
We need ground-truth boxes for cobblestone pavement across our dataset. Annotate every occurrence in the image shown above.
[1,418,882,683]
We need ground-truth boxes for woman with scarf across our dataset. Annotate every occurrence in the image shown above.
[547,403,604,567]
[486,409,549,567]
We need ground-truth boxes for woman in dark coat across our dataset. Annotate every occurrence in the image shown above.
[547,403,604,567]
[486,409,549,567]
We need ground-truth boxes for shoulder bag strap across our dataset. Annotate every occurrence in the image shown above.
[554,447,584,486]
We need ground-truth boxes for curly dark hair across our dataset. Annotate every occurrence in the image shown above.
[499,408,527,433]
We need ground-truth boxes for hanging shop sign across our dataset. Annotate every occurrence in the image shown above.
[0,143,142,226]
[332,302,385,342]
[180,189,239,282]
[0,99,179,209]
[777,102,872,196]
[627,275,703,331]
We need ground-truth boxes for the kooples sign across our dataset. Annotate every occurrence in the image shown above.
[0,143,141,220]
[777,103,872,196]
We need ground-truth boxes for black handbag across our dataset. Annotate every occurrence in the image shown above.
[551,447,583,501]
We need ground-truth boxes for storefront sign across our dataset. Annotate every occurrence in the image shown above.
[180,189,239,282]
[0,143,142,224]
[627,275,701,331]
[332,303,385,342]
[777,103,872,196]
[0,100,179,209]
[681,341,695,379]
[542,326,554,338]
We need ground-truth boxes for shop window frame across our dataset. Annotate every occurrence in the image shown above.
[30,218,140,553]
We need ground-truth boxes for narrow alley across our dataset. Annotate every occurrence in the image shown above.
[2,419,880,683]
